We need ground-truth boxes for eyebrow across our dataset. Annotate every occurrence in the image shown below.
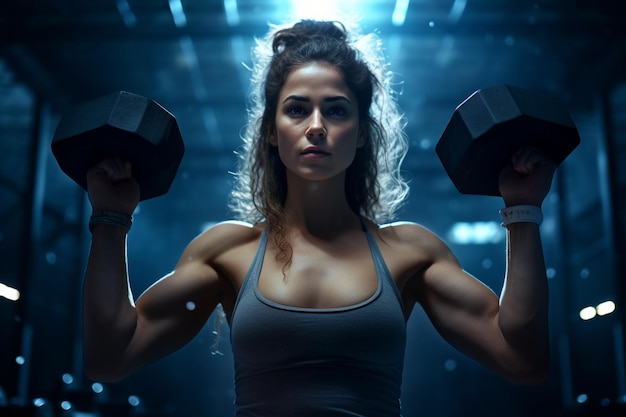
[282,95,352,104]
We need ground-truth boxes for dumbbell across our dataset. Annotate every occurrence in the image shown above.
[51,91,185,201]
[436,84,580,196]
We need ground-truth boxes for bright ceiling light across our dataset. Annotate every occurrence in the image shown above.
[224,0,240,27]
[0,282,20,301]
[597,300,616,316]
[448,0,467,24]
[169,0,187,28]
[579,300,617,321]
[579,306,596,321]
[289,0,360,22]
[449,221,505,245]
[392,0,410,27]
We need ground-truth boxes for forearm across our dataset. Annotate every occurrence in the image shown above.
[82,225,137,380]
[498,222,550,377]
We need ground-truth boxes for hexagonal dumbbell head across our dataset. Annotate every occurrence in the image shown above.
[51,91,185,201]
[436,84,580,196]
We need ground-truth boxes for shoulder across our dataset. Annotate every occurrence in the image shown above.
[375,220,450,257]
[369,220,462,275]
[364,220,461,307]
[179,220,265,264]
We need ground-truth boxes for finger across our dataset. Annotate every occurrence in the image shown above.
[510,148,531,175]
[510,147,531,172]
[121,159,133,178]
[108,156,133,181]
[93,157,133,182]
[512,146,550,174]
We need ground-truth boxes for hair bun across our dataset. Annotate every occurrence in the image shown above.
[272,20,347,53]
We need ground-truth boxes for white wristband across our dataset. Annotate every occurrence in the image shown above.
[499,205,543,227]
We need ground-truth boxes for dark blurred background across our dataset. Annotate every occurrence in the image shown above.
[0,1,625,416]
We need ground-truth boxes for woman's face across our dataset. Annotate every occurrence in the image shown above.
[270,61,363,183]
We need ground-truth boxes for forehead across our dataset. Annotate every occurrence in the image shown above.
[279,62,356,101]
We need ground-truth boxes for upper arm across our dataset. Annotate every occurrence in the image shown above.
[119,222,249,374]
[402,225,512,374]
[417,255,504,360]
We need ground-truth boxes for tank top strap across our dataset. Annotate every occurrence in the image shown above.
[361,219,407,319]
[232,227,268,315]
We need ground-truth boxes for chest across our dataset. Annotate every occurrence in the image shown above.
[230,233,407,368]
[258,235,379,310]
[220,226,428,319]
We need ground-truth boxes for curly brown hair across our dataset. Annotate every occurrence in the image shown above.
[229,20,409,265]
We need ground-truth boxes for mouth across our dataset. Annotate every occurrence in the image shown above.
[301,147,330,156]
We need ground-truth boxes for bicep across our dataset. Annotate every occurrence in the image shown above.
[394,222,529,378]
[416,254,507,367]
[418,260,499,328]
[123,257,223,372]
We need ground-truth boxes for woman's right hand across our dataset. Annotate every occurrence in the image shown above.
[86,157,140,214]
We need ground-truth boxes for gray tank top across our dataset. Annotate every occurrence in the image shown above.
[230,224,407,417]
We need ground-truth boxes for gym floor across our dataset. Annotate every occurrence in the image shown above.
[0,1,625,416]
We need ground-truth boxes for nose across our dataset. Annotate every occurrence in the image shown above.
[305,111,327,139]
[305,126,327,139]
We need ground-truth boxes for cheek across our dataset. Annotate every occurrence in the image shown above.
[274,122,302,148]
[273,133,295,164]
[343,124,362,150]
[274,115,289,137]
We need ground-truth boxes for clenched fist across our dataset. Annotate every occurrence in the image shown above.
[86,157,140,214]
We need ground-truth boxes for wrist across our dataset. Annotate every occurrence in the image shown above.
[89,210,133,233]
[499,205,543,228]
[503,198,542,208]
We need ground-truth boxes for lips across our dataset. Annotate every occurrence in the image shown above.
[301,146,330,156]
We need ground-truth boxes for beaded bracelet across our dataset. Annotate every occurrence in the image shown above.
[89,210,133,233]
[499,205,543,227]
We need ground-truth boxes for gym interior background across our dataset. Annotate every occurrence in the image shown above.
[0,1,625,416]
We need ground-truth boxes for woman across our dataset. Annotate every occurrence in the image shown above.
[83,20,554,417]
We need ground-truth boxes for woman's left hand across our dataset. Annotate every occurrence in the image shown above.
[498,146,557,207]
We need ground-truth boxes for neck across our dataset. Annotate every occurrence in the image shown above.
[282,175,361,237]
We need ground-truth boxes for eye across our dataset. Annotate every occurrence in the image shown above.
[285,104,308,116]
[326,105,347,117]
